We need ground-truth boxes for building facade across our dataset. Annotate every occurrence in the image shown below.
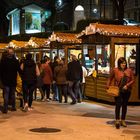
[124,0,140,22]
[7,4,51,35]
[73,0,113,29]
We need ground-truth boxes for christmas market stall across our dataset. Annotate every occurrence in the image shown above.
[78,23,140,104]
[8,37,49,61]
[48,32,82,63]
[25,37,50,61]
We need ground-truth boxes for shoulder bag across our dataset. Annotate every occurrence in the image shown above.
[106,86,119,97]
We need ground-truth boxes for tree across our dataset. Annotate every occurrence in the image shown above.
[0,0,9,37]
[25,13,32,29]
[48,0,56,30]
[111,0,127,24]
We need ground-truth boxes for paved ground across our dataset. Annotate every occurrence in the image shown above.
[0,94,140,140]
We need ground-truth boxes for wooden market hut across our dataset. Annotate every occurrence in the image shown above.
[8,37,49,61]
[8,40,28,58]
[26,37,50,61]
[0,43,9,58]
[49,32,82,62]
[78,23,140,104]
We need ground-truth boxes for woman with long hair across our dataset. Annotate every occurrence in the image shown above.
[107,57,134,129]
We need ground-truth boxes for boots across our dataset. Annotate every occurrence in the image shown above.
[121,120,127,127]
[115,120,120,129]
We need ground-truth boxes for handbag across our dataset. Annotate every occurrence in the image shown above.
[107,72,126,97]
[106,86,119,97]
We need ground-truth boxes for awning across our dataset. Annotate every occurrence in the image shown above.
[78,23,140,37]
[49,32,82,44]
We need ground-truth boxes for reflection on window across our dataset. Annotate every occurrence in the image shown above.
[12,11,20,35]
[25,12,41,33]
[115,44,136,74]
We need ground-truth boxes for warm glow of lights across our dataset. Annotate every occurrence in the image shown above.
[75,5,84,11]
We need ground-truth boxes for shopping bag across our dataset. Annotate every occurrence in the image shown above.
[106,86,119,97]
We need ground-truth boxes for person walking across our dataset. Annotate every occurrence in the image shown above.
[0,47,21,113]
[21,53,40,111]
[67,54,83,104]
[107,57,134,129]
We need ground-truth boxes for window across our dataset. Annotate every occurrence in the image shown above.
[25,12,41,33]
[84,44,110,75]
[12,11,20,35]
[96,45,110,74]
[115,44,136,74]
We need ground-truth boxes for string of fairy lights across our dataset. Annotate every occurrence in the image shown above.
[1,23,140,49]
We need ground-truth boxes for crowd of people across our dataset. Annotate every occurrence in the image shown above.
[0,47,135,129]
[0,47,87,113]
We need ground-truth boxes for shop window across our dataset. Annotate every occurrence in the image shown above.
[68,49,82,63]
[96,45,110,74]
[115,44,136,74]
[58,49,65,59]
[84,44,110,75]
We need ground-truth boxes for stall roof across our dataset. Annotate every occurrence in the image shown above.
[9,40,28,48]
[28,37,49,48]
[0,43,8,49]
[49,32,82,44]
[77,23,140,38]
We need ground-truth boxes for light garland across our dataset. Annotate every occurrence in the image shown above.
[77,23,140,37]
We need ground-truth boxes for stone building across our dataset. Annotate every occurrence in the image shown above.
[124,0,140,22]
[73,0,113,29]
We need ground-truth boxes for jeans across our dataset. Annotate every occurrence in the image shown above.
[52,83,59,101]
[3,86,16,111]
[42,84,51,99]
[115,90,131,120]
[68,80,82,103]
[22,83,36,107]
[80,83,86,99]
[57,84,67,103]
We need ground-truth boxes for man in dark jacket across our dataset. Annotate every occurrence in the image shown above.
[67,54,83,104]
[0,47,21,113]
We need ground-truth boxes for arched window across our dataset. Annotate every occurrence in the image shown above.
[75,5,84,11]
[73,5,85,29]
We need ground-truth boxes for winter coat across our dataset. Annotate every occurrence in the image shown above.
[0,55,21,86]
[54,64,67,85]
[107,68,134,90]
[41,62,53,84]
[67,60,83,82]
[21,59,39,85]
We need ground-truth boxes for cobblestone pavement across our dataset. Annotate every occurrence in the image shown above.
[0,95,140,140]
